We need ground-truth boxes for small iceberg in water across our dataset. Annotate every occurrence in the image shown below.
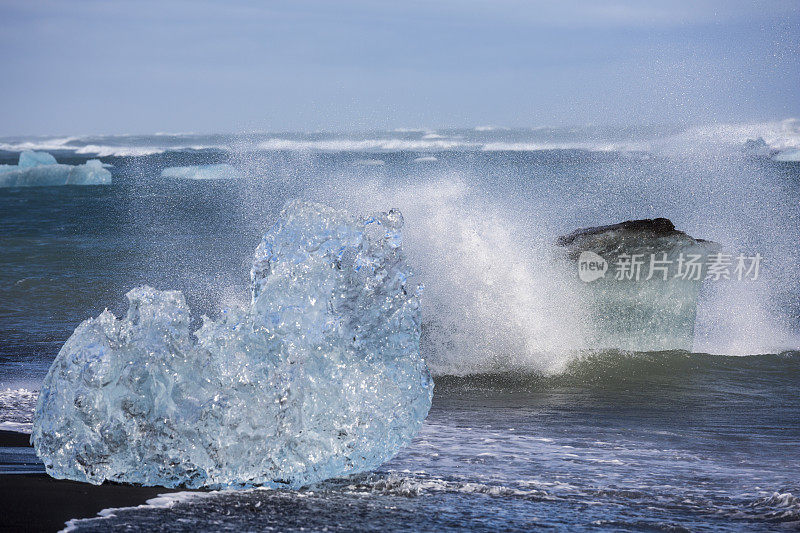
[32,201,432,489]
[558,218,718,352]
[161,163,243,180]
[0,151,111,187]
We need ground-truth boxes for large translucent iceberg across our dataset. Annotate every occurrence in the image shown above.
[32,201,432,488]
[0,151,111,187]
[161,163,242,180]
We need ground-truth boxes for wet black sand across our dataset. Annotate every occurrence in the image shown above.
[0,431,176,532]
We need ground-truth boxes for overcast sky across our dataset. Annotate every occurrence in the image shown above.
[0,0,798,135]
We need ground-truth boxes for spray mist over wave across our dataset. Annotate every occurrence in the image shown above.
[314,176,592,375]
[277,154,798,374]
[119,122,800,376]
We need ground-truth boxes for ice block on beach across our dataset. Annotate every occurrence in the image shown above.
[32,201,432,489]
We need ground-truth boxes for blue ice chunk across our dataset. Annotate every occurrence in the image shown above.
[18,150,58,168]
[0,165,73,187]
[32,201,432,489]
[67,159,111,184]
[0,156,111,187]
[161,163,242,180]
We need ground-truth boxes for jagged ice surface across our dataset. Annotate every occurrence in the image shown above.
[32,201,432,488]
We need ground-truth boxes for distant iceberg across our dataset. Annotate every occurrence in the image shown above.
[0,151,111,187]
[32,201,432,489]
[161,163,242,180]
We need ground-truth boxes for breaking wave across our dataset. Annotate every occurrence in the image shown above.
[59,471,800,532]
[1,120,798,378]
[306,166,799,375]
[257,138,468,152]
[749,492,800,523]
[2,119,798,158]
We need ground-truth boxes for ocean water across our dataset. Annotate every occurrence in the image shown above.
[1,123,799,530]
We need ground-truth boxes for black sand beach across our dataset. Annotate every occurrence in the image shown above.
[0,431,177,532]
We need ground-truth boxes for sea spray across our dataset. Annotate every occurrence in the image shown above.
[296,147,799,370]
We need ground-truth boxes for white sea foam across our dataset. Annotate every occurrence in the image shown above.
[0,138,224,157]
[60,472,549,533]
[73,145,172,157]
[0,421,32,433]
[749,491,800,522]
[482,141,647,152]
[0,137,78,153]
[257,138,469,152]
[2,119,798,159]
[347,473,550,500]
[651,118,800,157]
[61,491,207,533]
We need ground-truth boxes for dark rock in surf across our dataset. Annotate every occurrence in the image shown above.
[557,218,719,352]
